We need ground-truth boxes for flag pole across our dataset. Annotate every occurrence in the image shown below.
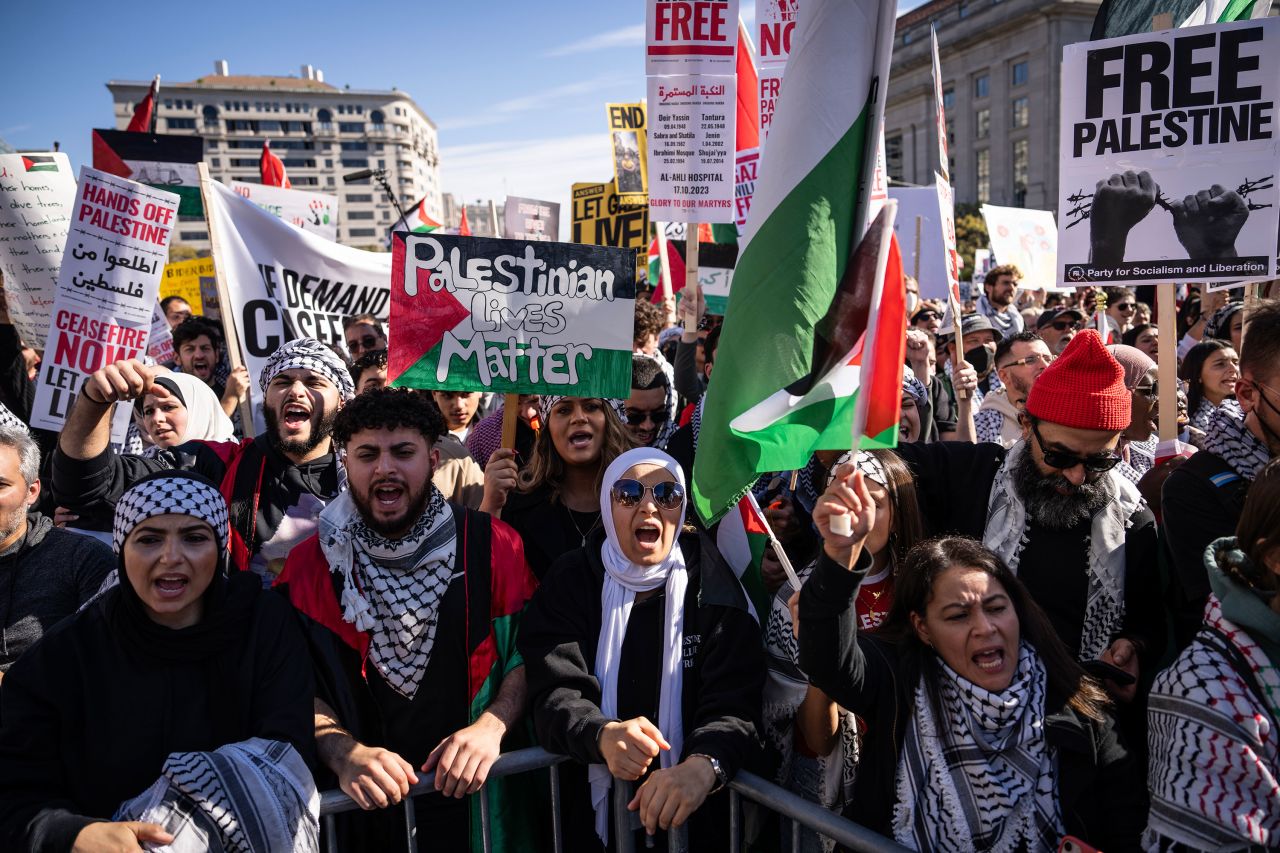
[489,200,500,237]
[196,162,255,431]
[149,75,161,135]
[655,224,674,303]
[684,234,700,322]
[849,0,898,242]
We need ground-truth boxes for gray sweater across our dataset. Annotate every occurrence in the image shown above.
[0,515,115,671]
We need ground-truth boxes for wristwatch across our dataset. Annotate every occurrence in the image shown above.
[689,753,727,793]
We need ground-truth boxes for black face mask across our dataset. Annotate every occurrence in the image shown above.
[965,344,993,375]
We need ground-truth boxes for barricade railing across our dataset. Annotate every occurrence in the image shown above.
[317,746,909,853]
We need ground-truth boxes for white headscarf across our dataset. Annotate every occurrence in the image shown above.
[590,446,689,844]
[138,372,236,454]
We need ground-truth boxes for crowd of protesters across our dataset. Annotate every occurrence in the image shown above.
[0,264,1277,853]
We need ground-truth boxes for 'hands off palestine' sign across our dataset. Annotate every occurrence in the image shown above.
[388,234,634,397]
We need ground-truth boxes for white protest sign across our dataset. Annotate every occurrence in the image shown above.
[230,181,339,242]
[1058,18,1280,286]
[756,0,798,150]
[647,0,739,76]
[937,175,961,298]
[983,204,1063,292]
[931,27,950,184]
[734,148,758,233]
[0,153,76,350]
[503,196,561,242]
[32,168,178,440]
[888,185,949,301]
[647,75,738,223]
[147,302,175,364]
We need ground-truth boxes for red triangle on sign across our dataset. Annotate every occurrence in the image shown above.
[91,130,133,178]
[388,234,472,381]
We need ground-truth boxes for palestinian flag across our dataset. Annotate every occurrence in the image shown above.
[21,155,58,173]
[127,76,160,134]
[391,197,442,234]
[1091,0,1270,38]
[714,492,771,619]
[92,129,204,216]
[691,0,898,523]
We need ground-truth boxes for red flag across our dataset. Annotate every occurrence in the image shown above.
[459,206,472,236]
[736,20,759,151]
[260,140,291,188]
[127,77,160,134]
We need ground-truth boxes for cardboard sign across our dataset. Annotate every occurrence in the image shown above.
[571,180,649,284]
[503,195,560,242]
[160,256,212,315]
[0,152,76,350]
[888,184,951,302]
[230,181,339,243]
[647,76,737,223]
[388,234,635,397]
[1058,18,1280,285]
[607,103,650,206]
[983,204,1063,292]
[32,168,179,439]
[647,0,739,76]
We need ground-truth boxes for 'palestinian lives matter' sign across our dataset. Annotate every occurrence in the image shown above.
[1058,18,1280,285]
[388,234,634,398]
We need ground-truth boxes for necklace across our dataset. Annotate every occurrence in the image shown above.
[568,507,601,546]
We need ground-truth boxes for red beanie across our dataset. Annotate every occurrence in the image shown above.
[1025,329,1130,431]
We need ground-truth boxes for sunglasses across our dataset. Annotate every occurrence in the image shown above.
[1031,422,1121,472]
[1114,303,1136,313]
[347,335,381,352]
[625,407,669,426]
[914,311,939,322]
[610,479,685,510]
[1048,320,1083,332]
[1133,381,1158,398]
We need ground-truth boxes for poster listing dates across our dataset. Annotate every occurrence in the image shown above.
[647,76,737,223]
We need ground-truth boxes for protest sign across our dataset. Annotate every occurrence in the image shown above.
[1058,18,1280,285]
[757,0,798,150]
[937,176,961,297]
[694,241,738,314]
[199,275,221,321]
[92,130,204,216]
[230,181,339,242]
[733,17,760,235]
[571,180,649,284]
[931,26,950,183]
[203,179,391,394]
[503,196,560,242]
[647,0,739,76]
[388,233,635,397]
[160,256,212,315]
[607,103,650,206]
[888,184,950,301]
[31,168,178,440]
[983,204,1062,292]
[148,302,175,363]
[647,76,737,223]
[734,149,759,233]
[0,153,76,350]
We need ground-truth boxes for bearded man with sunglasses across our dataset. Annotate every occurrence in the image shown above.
[894,330,1162,708]
[1162,299,1280,647]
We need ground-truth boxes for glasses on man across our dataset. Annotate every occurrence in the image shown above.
[347,335,381,353]
[914,311,939,323]
[625,408,669,426]
[1114,302,1136,313]
[1000,353,1054,370]
[1049,320,1083,332]
[1031,422,1121,472]
[610,479,685,510]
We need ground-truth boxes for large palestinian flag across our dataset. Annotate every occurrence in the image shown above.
[690,0,899,524]
[1091,0,1270,38]
[92,129,204,216]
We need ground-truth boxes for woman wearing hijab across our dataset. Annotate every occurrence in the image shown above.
[519,447,763,851]
[0,471,316,852]
[134,371,237,452]
[1108,344,1159,481]
[500,396,635,579]
[796,464,1145,851]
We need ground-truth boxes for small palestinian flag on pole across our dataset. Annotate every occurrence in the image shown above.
[386,196,444,248]
[21,155,58,173]
[259,140,291,188]
[92,128,204,216]
[126,76,161,135]
[714,491,772,620]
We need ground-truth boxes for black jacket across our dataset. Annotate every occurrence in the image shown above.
[519,528,763,851]
[798,550,1147,850]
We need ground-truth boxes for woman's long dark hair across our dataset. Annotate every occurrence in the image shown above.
[1180,338,1235,416]
[517,400,635,502]
[871,449,925,570]
[879,536,1110,721]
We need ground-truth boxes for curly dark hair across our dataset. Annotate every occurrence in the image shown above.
[172,316,223,352]
[351,349,388,387]
[633,299,663,349]
[333,386,446,447]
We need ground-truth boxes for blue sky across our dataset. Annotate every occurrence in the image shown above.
[0,0,927,223]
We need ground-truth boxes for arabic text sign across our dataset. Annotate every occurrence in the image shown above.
[647,75,737,223]
[647,0,739,76]
[31,168,178,439]
[607,103,650,207]
[0,153,76,351]
[1057,18,1280,285]
[571,180,649,284]
[503,196,561,242]
[389,234,635,397]
[230,181,339,243]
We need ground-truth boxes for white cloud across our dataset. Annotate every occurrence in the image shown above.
[542,24,645,58]
[437,77,630,132]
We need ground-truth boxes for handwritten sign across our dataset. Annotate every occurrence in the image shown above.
[31,168,179,439]
[647,0,739,76]
[230,181,339,243]
[503,195,560,242]
[0,152,76,350]
[647,75,737,223]
[388,234,635,397]
[571,180,649,284]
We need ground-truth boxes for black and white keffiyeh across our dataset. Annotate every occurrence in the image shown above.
[539,394,627,424]
[1202,399,1271,482]
[1188,398,1218,432]
[114,737,319,853]
[894,643,1064,853]
[984,440,1141,661]
[259,338,355,402]
[0,402,25,432]
[318,486,457,699]
[113,473,230,554]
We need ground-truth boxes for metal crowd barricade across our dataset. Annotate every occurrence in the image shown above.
[317,746,909,853]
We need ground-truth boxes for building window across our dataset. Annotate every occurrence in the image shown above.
[346,194,373,203]
[974,74,989,99]
[884,133,904,183]
[976,149,990,203]
[349,228,377,238]
[210,158,220,167]
[1011,97,1029,128]
[340,141,369,151]
[180,231,208,241]
[958,1,970,17]
[202,105,219,127]
[1012,60,1028,87]
[317,108,333,129]
[166,118,196,130]
[341,158,367,168]
[348,210,375,220]
[975,108,990,139]
[339,122,365,133]
[942,87,955,110]
[946,117,955,147]
[382,210,390,220]
[903,28,916,45]
[225,120,257,133]
[1012,138,1029,207]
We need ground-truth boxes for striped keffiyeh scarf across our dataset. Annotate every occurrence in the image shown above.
[319,486,458,699]
[1201,399,1270,483]
[114,738,319,853]
[894,643,1064,853]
